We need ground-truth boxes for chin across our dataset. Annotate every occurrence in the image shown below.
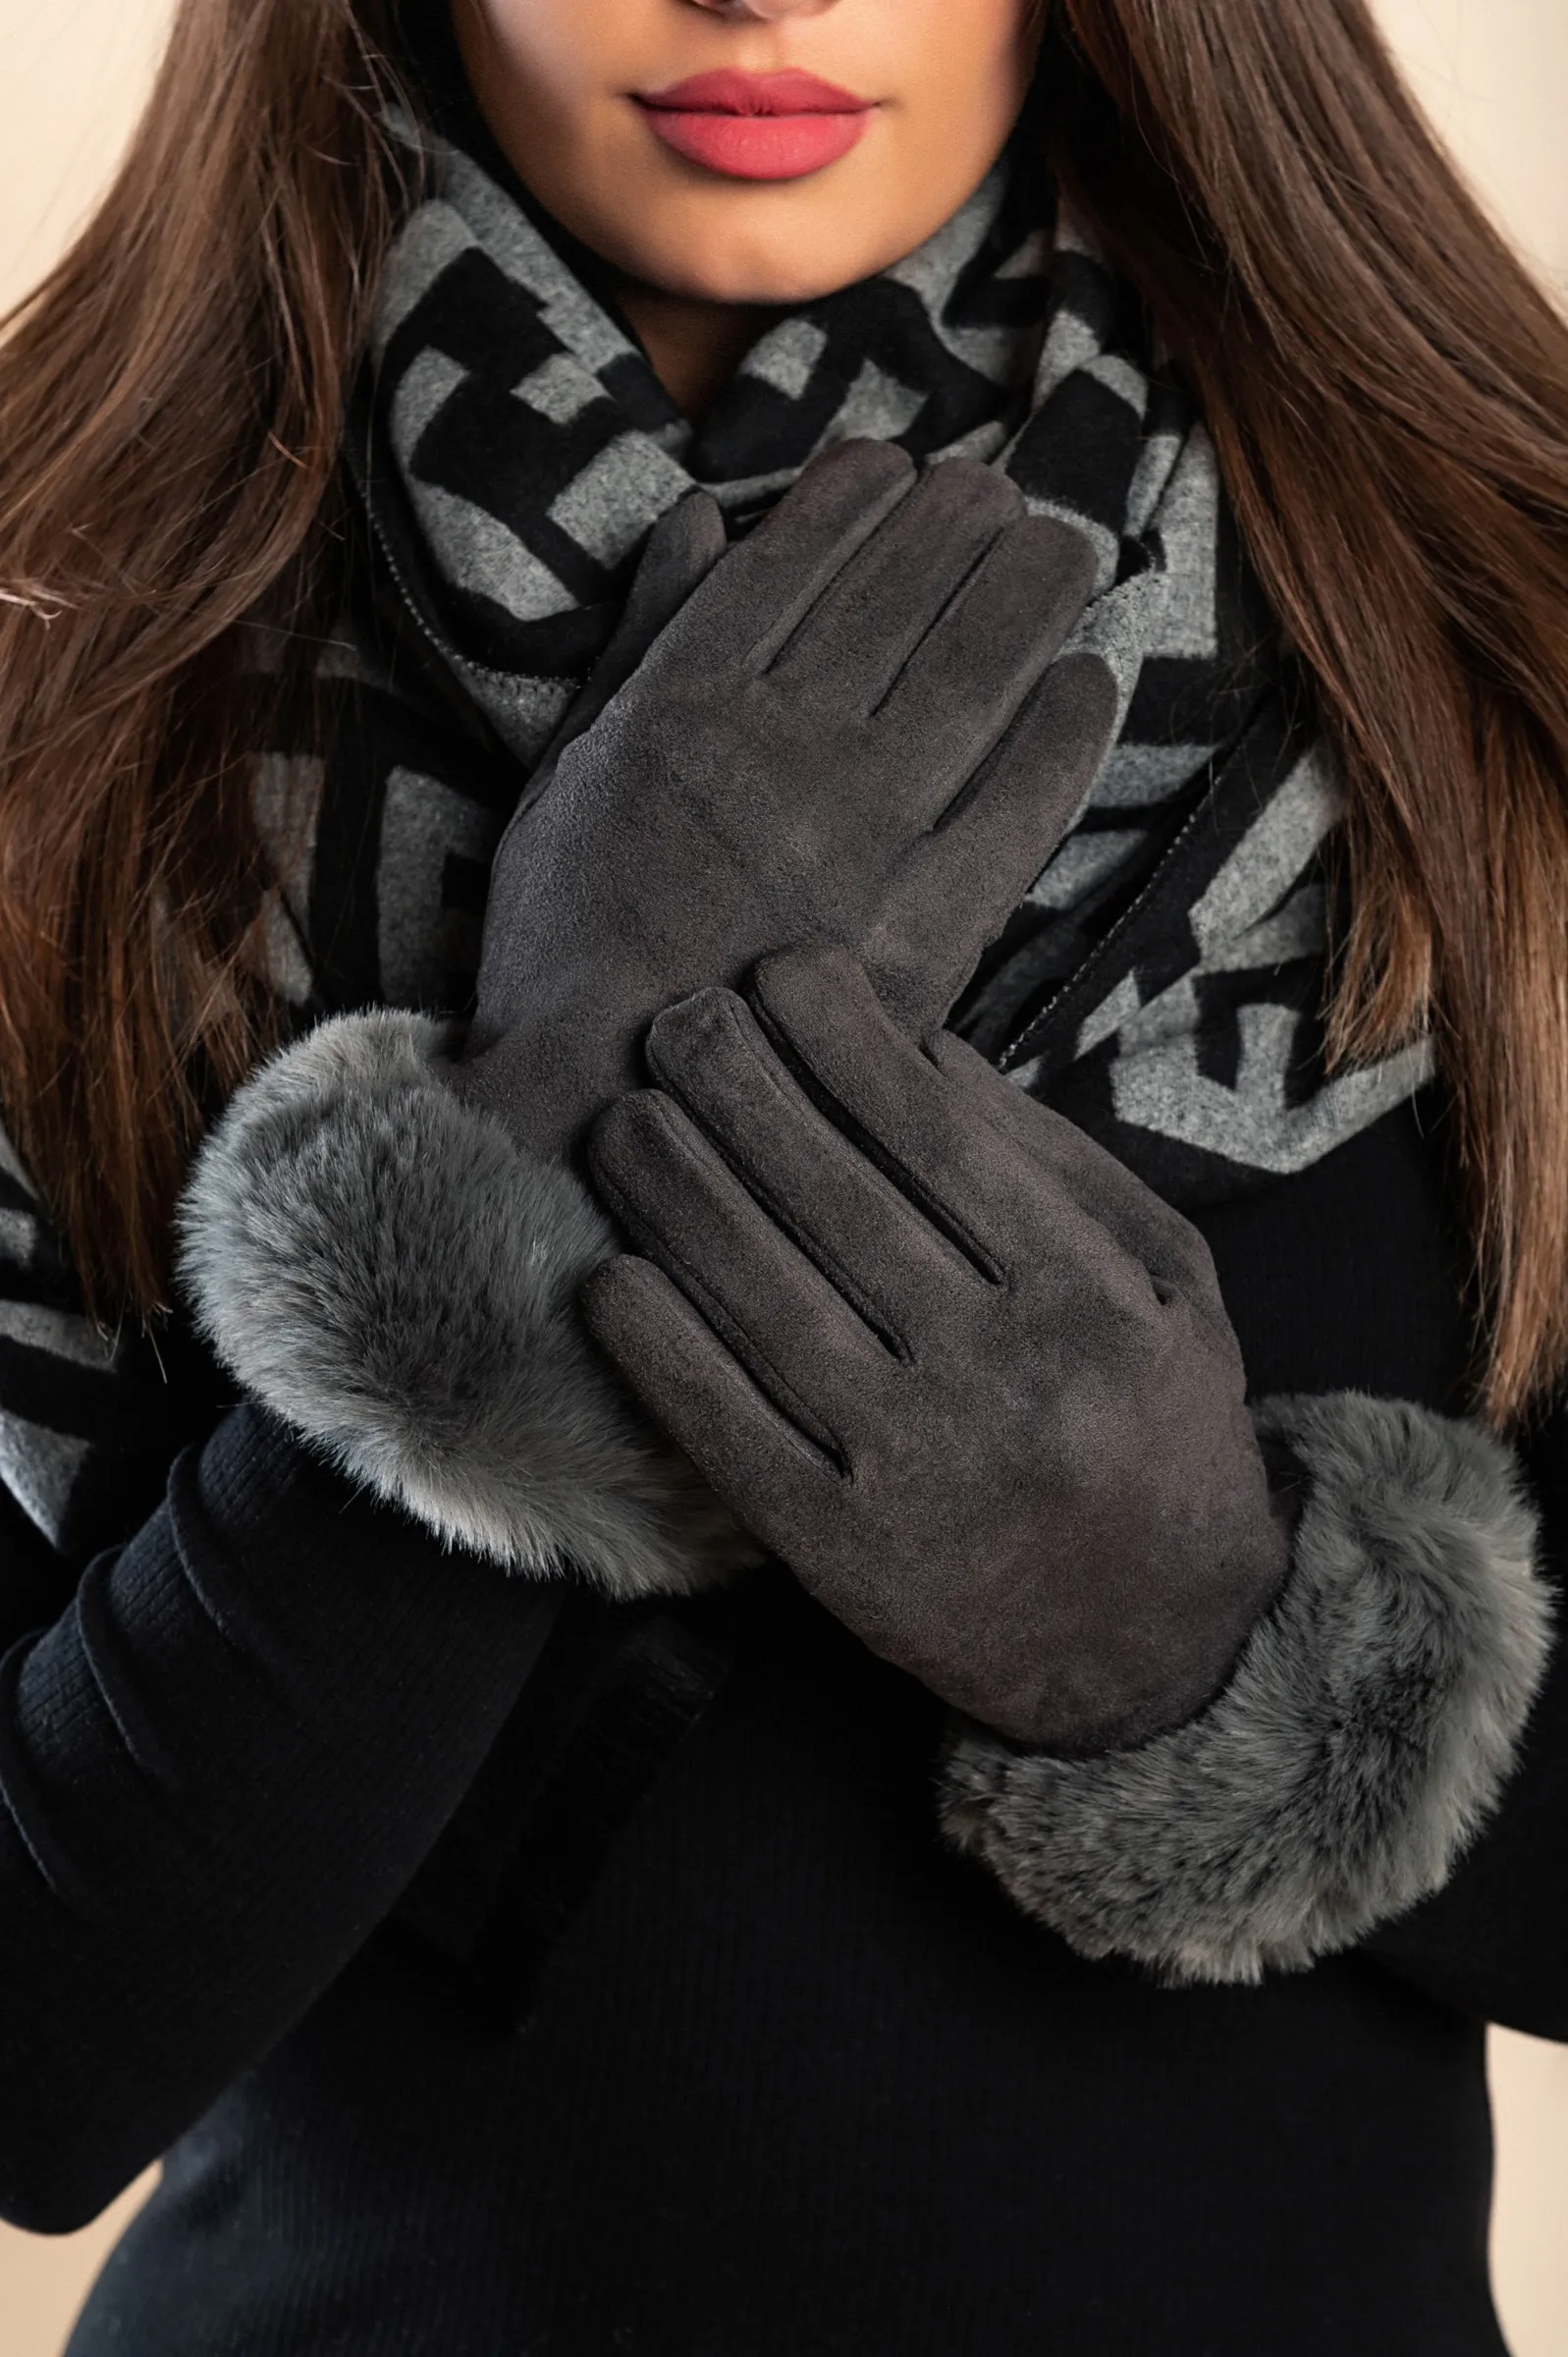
[645,248,867,307]
[615,208,905,308]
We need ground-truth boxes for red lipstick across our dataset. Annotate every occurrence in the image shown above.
[636,70,875,184]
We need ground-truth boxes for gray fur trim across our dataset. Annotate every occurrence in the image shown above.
[178,1012,755,1596]
[940,1393,1551,1984]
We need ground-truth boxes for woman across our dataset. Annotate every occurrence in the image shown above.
[0,0,1565,2348]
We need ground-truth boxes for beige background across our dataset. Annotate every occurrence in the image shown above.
[2,1,1567,2350]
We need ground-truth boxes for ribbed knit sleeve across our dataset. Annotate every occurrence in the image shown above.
[0,1404,560,2232]
[0,1121,206,1585]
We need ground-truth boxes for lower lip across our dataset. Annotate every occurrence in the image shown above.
[638,107,870,183]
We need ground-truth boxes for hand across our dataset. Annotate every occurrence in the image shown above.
[454,440,1115,1161]
[581,947,1291,1752]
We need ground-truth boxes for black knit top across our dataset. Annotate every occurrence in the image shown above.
[0,1034,1562,2353]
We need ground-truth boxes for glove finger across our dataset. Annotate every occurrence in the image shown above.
[863,650,1119,1033]
[580,1254,845,1552]
[861,515,1098,818]
[615,489,730,662]
[924,1029,1231,1317]
[662,439,917,674]
[749,945,1136,1286]
[512,489,729,818]
[588,1087,892,1456]
[641,986,975,1354]
[763,460,1025,710]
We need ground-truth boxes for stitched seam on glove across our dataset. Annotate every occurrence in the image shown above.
[747,1013,1009,1290]
[588,1151,850,1478]
[649,992,923,1364]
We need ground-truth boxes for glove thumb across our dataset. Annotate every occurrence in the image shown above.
[520,491,729,808]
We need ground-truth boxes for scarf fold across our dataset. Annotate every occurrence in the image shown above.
[291,119,1430,1212]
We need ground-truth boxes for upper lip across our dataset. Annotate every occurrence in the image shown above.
[636,70,872,116]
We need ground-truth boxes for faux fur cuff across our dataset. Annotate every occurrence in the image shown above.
[940,1393,1551,1985]
[178,1012,754,1597]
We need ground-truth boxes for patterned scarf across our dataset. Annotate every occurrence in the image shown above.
[289,116,1431,1217]
[0,110,1443,1576]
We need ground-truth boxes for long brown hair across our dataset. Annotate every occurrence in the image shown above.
[2,0,1567,1421]
[0,0,408,1321]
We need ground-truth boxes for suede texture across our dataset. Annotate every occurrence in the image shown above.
[455,440,1114,1161]
[584,946,1292,1753]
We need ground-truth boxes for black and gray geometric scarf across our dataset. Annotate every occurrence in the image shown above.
[276,117,1433,1218]
[0,115,1435,1572]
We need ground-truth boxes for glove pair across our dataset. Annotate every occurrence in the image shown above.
[185,437,1545,1955]
[449,437,1288,1750]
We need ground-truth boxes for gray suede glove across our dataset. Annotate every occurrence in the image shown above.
[454,439,1115,1161]
[581,945,1293,1753]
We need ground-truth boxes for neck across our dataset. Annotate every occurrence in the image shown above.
[614,281,783,422]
